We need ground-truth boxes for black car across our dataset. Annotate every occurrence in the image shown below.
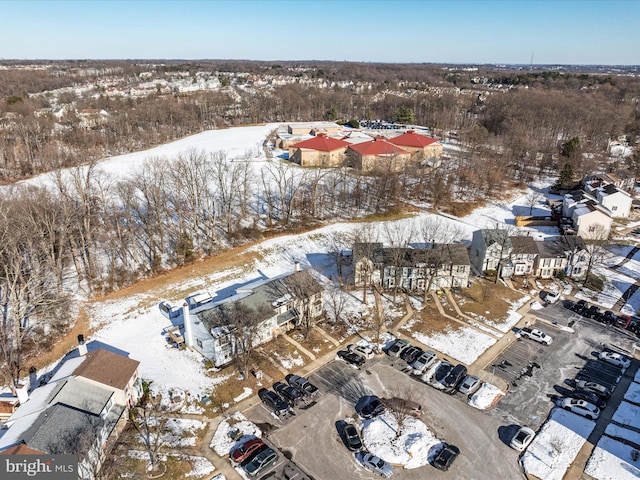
[434,362,454,386]
[570,389,607,409]
[258,388,290,416]
[273,381,303,406]
[432,443,460,471]
[400,346,423,364]
[600,310,617,325]
[341,423,363,451]
[336,350,365,368]
[583,305,601,319]
[355,396,386,419]
[571,299,588,313]
[442,364,468,393]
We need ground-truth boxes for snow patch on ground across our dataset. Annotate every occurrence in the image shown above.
[468,383,504,410]
[234,387,253,403]
[210,412,262,457]
[585,435,640,480]
[361,412,442,469]
[412,326,496,364]
[163,418,206,447]
[612,401,640,430]
[520,408,596,480]
[623,382,640,405]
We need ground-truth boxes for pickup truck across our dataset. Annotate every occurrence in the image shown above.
[517,327,553,345]
[285,374,318,397]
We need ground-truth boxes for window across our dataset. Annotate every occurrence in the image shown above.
[589,225,596,233]
[197,338,203,348]
[612,206,618,211]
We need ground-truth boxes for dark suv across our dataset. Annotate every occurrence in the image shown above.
[258,388,291,416]
[442,364,468,393]
[583,305,601,319]
[571,299,587,314]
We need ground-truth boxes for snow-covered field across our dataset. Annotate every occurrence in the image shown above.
[623,382,640,404]
[411,326,496,365]
[520,408,596,480]
[612,401,640,430]
[585,436,640,480]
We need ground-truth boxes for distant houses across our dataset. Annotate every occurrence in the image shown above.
[280,122,444,172]
[470,229,588,280]
[353,242,471,292]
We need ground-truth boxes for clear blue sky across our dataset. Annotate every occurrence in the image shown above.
[1,0,638,65]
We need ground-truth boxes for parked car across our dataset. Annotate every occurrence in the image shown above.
[433,362,454,388]
[509,426,535,452]
[600,310,617,325]
[355,396,386,419]
[458,375,481,395]
[599,351,631,369]
[443,364,468,393]
[574,379,612,399]
[285,374,318,397]
[340,423,363,451]
[347,343,376,359]
[243,446,278,477]
[381,397,423,416]
[273,381,303,406]
[230,437,265,464]
[258,388,290,416]
[569,389,607,409]
[400,346,423,364]
[385,339,410,357]
[336,350,365,369]
[411,350,438,374]
[431,443,460,471]
[355,452,394,478]
[571,299,588,313]
[544,291,560,304]
[518,327,553,345]
[583,305,601,319]
[559,398,600,420]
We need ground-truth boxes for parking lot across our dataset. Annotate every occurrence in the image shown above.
[245,358,523,479]
[238,300,639,480]
[488,301,638,429]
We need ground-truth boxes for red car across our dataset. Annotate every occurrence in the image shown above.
[230,437,265,464]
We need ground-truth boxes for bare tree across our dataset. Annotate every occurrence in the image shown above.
[581,226,613,289]
[222,302,269,379]
[325,284,349,326]
[383,221,414,302]
[524,191,542,216]
[129,384,169,475]
[382,386,424,438]
[283,269,323,338]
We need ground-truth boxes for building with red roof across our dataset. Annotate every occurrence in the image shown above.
[346,137,410,172]
[288,133,350,167]
[389,130,443,162]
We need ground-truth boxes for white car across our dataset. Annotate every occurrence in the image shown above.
[545,291,560,304]
[599,351,631,369]
[411,350,437,374]
[510,426,535,452]
[347,343,376,359]
[559,398,600,420]
[518,328,553,345]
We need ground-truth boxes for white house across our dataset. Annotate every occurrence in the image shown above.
[470,229,513,274]
[593,184,632,218]
[571,204,613,239]
[183,268,324,368]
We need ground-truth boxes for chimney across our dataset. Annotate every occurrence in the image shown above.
[16,384,29,404]
[294,261,300,272]
[77,334,87,356]
[183,302,194,348]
